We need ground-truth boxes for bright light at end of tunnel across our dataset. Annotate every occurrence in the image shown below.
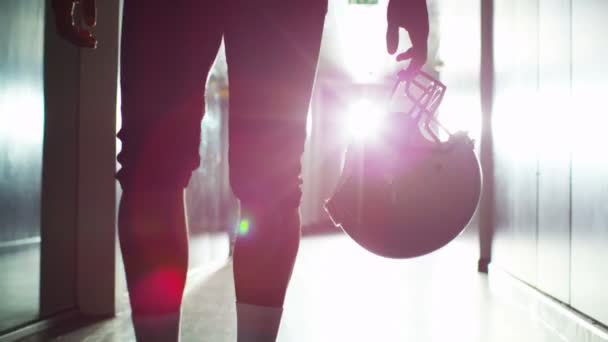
[343,99,385,142]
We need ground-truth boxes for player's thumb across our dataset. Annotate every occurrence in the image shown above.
[396,47,414,61]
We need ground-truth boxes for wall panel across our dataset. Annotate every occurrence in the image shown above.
[491,0,540,286]
[0,0,45,243]
[491,0,608,327]
[571,0,608,325]
[0,0,45,333]
[40,2,80,318]
[536,0,572,304]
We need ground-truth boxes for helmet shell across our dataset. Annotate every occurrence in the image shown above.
[325,119,482,259]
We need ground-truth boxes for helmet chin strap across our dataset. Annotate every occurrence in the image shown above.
[390,70,452,144]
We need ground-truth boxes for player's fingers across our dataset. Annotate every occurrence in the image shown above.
[406,29,428,67]
[75,29,97,48]
[51,0,73,13]
[54,11,76,41]
[61,25,97,48]
[407,57,424,73]
[386,21,399,55]
[396,53,425,80]
[81,0,97,27]
[52,0,96,48]
[396,47,414,61]
[53,0,73,29]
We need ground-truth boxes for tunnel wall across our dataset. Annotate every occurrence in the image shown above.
[0,0,46,333]
[491,0,608,326]
[0,0,45,244]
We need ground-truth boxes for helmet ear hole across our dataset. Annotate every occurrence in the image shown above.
[325,72,481,259]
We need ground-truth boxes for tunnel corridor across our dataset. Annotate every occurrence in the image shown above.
[2,0,608,341]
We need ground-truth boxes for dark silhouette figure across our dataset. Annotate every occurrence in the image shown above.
[52,0,429,340]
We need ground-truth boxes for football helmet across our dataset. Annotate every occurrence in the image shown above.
[325,71,482,259]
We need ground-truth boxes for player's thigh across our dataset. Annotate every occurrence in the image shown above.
[224,0,327,206]
[118,0,224,190]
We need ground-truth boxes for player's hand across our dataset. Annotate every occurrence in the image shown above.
[386,0,429,78]
[52,0,97,48]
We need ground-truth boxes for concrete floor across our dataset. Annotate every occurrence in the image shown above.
[22,232,575,342]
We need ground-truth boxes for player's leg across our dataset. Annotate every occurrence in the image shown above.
[224,1,328,340]
[116,1,223,341]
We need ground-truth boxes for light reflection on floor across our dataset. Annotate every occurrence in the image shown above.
[36,233,564,342]
[280,233,550,342]
[0,244,40,333]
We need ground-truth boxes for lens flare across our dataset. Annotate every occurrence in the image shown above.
[238,219,250,235]
[343,99,385,142]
